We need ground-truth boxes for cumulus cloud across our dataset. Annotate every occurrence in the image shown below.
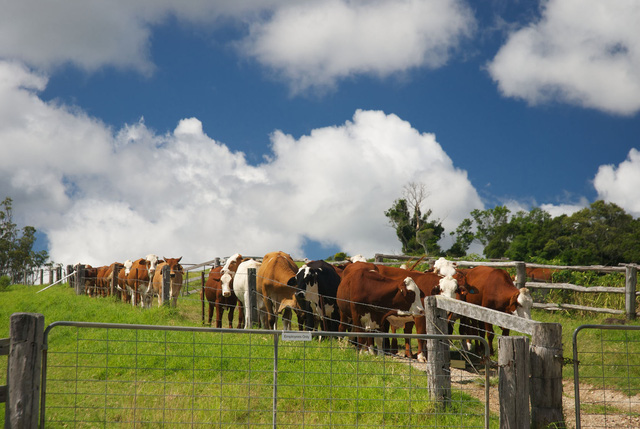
[593,148,640,216]
[0,0,474,93]
[0,63,483,265]
[0,0,290,73]
[488,0,640,115]
[240,0,476,92]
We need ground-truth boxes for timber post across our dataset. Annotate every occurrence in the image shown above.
[248,268,259,328]
[424,296,451,408]
[625,265,637,320]
[4,312,44,429]
[514,261,526,288]
[74,264,85,295]
[499,336,530,428]
[162,265,171,307]
[530,323,565,428]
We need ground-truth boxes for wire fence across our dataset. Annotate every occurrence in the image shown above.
[573,325,640,429]
[41,322,492,428]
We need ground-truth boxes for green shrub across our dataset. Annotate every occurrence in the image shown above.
[0,275,10,291]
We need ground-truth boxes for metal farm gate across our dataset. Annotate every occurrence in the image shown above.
[40,322,491,428]
[573,324,640,429]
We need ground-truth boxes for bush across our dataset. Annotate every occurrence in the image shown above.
[334,252,348,261]
[0,275,11,291]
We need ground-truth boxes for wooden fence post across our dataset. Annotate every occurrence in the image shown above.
[4,312,44,429]
[515,261,526,288]
[162,265,171,307]
[248,268,259,328]
[625,265,637,320]
[530,323,564,428]
[499,336,530,428]
[74,264,84,295]
[424,296,451,408]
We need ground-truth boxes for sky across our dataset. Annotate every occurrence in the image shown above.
[1,0,639,267]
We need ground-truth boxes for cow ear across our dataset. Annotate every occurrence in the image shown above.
[398,281,407,296]
[509,293,519,310]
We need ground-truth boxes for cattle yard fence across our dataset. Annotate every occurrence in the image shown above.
[572,324,640,429]
[2,313,491,428]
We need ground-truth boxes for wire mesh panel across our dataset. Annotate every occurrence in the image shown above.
[573,325,640,429]
[41,322,492,428]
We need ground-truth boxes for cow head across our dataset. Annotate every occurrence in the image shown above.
[433,257,457,277]
[438,275,459,299]
[512,287,533,319]
[397,277,425,316]
[146,254,160,277]
[123,259,133,276]
[220,253,243,297]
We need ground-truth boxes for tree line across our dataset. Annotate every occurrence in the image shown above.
[0,197,49,285]
[385,184,640,266]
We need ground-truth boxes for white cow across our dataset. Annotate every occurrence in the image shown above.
[231,259,263,328]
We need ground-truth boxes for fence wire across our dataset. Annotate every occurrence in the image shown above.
[41,322,492,428]
[573,324,640,429]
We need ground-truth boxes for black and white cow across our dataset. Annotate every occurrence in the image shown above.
[294,260,342,331]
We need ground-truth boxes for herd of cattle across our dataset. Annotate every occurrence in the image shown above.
[78,255,185,307]
[78,252,534,360]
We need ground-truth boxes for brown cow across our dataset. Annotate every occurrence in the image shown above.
[125,258,154,307]
[150,257,184,307]
[337,263,425,355]
[82,265,98,296]
[257,251,303,330]
[348,261,464,361]
[201,266,243,328]
[459,266,533,355]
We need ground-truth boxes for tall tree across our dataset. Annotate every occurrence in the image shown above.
[385,183,444,255]
[0,197,49,281]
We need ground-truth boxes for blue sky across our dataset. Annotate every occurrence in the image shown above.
[1,0,639,266]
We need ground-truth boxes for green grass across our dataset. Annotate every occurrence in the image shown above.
[1,284,491,428]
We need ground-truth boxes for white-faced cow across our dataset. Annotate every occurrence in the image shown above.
[293,260,342,332]
[337,262,425,355]
[459,266,533,354]
[201,265,242,328]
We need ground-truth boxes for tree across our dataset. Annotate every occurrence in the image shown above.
[0,197,49,281]
[384,183,444,255]
[447,218,474,257]
[470,205,512,258]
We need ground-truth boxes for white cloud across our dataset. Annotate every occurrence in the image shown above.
[0,1,290,74]
[240,0,476,92]
[539,201,588,218]
[593,148,640,217]
[488,0,640,115]
[0,64,483,265]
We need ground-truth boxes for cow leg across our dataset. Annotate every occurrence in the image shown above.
[236,301,245,329]
[485,322,495,355]
[207,301,214,326]
[215,303,223,329]
[404,321,415,358]
[227,302,235,329]
[414,315,427,362]
[282,307,292,331]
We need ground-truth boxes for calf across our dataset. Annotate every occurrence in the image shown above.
[201,266,242,328]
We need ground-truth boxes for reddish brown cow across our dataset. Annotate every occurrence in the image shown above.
[337,263,425,355]
[82,265,98,296]
[150,257,184,307]
[346,262,465,360]
[526,267,557,282]
[201,266,243,328]
[459,266,533,355]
